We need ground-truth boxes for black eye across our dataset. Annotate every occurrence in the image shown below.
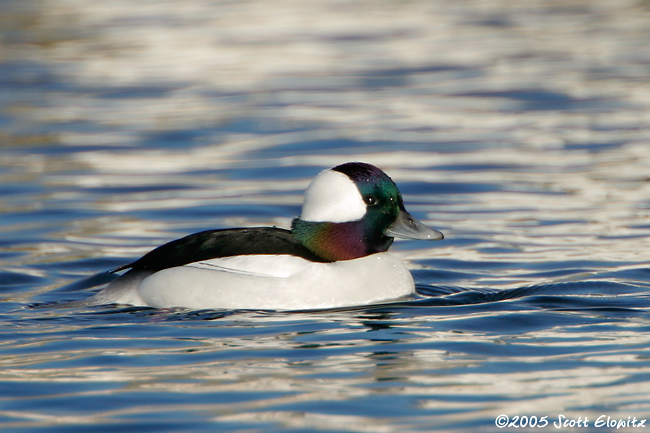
[364,195,378,206]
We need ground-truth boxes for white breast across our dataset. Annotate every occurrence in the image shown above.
[113,253,415,310]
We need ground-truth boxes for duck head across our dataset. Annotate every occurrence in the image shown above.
[291,162,443,261]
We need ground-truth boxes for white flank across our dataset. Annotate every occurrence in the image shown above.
[299,169,366,223]
[130,253,415,310]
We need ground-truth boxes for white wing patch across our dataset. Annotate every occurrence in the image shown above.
[187,255,312,278]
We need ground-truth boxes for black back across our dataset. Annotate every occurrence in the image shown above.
[113,227,330,274]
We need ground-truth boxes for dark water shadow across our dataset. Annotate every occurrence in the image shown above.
[25,264,650,327]
[413,280,650,308]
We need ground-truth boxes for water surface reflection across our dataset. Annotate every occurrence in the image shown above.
[2,0,650,431]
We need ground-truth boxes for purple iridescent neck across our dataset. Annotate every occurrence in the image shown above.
[291,218,394,262]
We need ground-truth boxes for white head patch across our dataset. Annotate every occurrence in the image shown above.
[300,169,367,223]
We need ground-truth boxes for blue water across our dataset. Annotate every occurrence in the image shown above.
[2,1,650,432]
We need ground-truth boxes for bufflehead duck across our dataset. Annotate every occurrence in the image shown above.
[85,162,443,310]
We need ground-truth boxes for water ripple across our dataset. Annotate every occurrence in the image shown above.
[2,0,650,431]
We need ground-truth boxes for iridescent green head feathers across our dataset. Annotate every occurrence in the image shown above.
[291,162,443,261]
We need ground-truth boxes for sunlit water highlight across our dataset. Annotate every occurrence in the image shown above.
[2,0,650,431]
